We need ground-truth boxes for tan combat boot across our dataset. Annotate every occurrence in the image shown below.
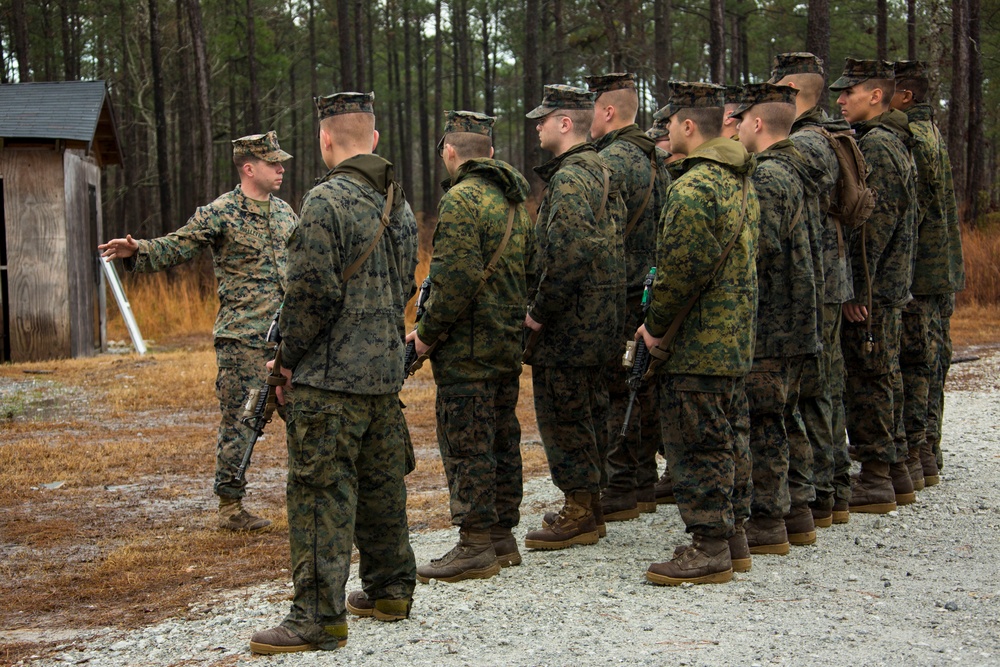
[654,469,675,504]
[600,489,640,522]
[907,447,925,491]
[524,491,599,550]
[744,516,790,555]
[218,498,271,531]
[890,460,917,505]
[849,461,897,514]
[346,591,412,621]
[646,534,733,585]
[636,485,657,513]
[489,526,523,568]
[416,530,501,583]
[783,505,817,546]
[920,441,940,486]
[542,494,606,538]
[728,521,752,573]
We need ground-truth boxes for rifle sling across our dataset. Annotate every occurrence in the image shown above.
[645,174,750,373]
[343,182,395,283]
[623,155,657,240]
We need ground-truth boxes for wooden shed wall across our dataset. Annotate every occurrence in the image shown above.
[1,148,71,361]
[64,149,104,358]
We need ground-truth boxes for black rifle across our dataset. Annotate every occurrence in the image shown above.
[404,277,432,376]
[621,267,657,436]
[235,309,283,482]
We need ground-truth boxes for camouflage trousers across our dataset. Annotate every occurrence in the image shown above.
[435,375,523,532]
[281,386,416,647]
[928,294,955,468]
[532,365,607,494]
[214,339,281,500]
[842,306,902,464]
[747,355,813,520]
[657,374,751,540]
[901,295,939,461]
[800,304,851,513]
[604,346,661,495]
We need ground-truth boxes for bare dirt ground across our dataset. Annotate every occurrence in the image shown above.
[1,322,997,666]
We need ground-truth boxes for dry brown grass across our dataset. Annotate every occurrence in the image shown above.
[0,333,544,665]
[106,270,218,342]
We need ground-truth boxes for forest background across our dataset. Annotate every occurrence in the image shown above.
[1,0,997,258]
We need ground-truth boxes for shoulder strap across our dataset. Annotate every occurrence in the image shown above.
[343,183,395,283]
[623,155,658,239]
[645,174,750,374]
[595,167,611,223]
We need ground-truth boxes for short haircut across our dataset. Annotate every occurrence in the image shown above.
[676,107,724,138]
[752,102,796,135]
[563,109,594,139]
[444,132,492,160]
[779,72,825,107]
[233,154,260,169]
[860,78,896,107]
[896,77,928,103]
[321,113,377,150]
[597,88,639,123]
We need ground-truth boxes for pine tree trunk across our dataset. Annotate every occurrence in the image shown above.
[966,0,983,224]
[337,0,352,89]
[184,0,214,203]
[653,0,671,104]
[709,0,725,84]
[948,0,969,218]
[246,0,260,131]
[148,0,174,234]
[876,0,888,60]
[11,0,32,81]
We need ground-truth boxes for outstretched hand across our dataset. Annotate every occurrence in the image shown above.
[99,234,139,260]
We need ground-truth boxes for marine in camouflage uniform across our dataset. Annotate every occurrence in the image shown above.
[891,61,966,488]
[522,84,626,550]
[409,111,533,583]
[99,130,296,532]
[586,72,672,520]
[772,52,856,526]
[250,92,417,654]
[732,83,823,553]
[831,60,918,514]
[638,82,759,586]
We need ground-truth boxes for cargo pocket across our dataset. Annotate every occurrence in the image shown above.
[437,385,492,458]
[287,402,344,487]
[842,318,890,375]
[900,308,932,366]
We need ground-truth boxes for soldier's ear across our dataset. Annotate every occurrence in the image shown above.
[372,129,380,153]
[489,146,495,159]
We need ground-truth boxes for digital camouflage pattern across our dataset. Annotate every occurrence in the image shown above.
[644,137,760,377]
[585,72,636,94]
[417,158,533,385]
[848,110,917,308]
[729,83,799,118]
[314,91,375,119]
[829,58,895,91]
[768,52,825,82]
[657,374,751,540]
[281,386,416,646]
[525,84,595,119]
[436,376,522,530]
[436,110,495,152]
[279,153,418,394]
[660,81,725,120]
[417,157,531,534]
[128,184,296,345]
[526,142,626,367]
[927,293,955,466]
[231,130,292,162]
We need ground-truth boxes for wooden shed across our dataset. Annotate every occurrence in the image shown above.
[0,80,122,362]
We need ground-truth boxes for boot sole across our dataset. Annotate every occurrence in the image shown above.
[250,640,333,654]
[524,531,599,550]
[373,610,409,622]
[924,474,940,487]
[832,510,850,524]
[637,502,658,513]
[731,557,752,573]
[894,492,916,505]
[603,508,640,521]
[416,561,501,584]
[748,542,790,555]
[788,531,817,546]
[850,501,897,513]
[646,568,733,586]
[497,552,522,567]
[912,478,925,491]
[813,515,834,528]
[597,524,607,538]
[346,601,374,617]
[655,496,676,505]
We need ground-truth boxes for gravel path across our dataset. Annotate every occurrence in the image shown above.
[18,353,1000,667]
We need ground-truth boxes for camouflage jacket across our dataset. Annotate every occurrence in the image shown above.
[527,142,626,367]
[851,110,917,309]
[418,158,533,385]
[906,104,966,295]
[593,124,672,321]
[127,185,296,346]
[645,137,760,377]
[789,106,855,305]
[279,154,418,395]
[751,139,822,358]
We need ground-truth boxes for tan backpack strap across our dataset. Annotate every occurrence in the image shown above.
[595,167,611,223]
[343,183,395,283]
[644,174,750,377]
[623,155,657,239]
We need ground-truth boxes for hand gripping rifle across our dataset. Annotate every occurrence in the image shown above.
[620,267,657,437]
[235,309,284,482]
[404,277,432,377]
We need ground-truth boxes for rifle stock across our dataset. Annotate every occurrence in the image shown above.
[235,310,283,482]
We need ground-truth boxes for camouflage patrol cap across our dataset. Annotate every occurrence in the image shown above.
[585,72,637,96]
[660,81,725,119]
[437,110,495,152]
[768,52,825,83]
[829,58,895,91]
[645,115,669,140]
[893,60,928,81]
[314,91,375,120]
[723,86,743,106]
[525,84,596,119]
[231,130,292,162]
[728,83,799,119]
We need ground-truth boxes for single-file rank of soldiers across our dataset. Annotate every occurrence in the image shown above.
[101,50,964,653]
